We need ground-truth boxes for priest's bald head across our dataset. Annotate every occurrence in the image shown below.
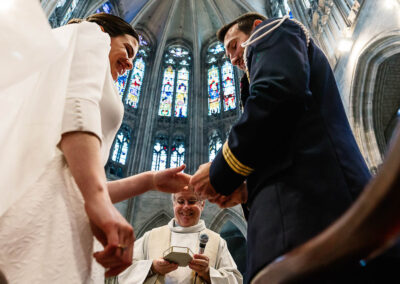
[172,191,205,227]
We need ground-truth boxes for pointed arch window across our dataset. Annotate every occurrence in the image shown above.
[126,57,146,108]
[56,0,67,7]
[115,73,128,99]
[175,68,189,117]
[302,0,311,9]
[151,135,169,171]
[209,131,223,162]
[208,66,221,115]
[96,1,112,14]
[59,0,80,26]
[114,35,150,108]
[111,126,131,165]
[159,66,175,117]
[222,61,237,111]
[282,0,293,18]
[206,42,238,116]
[170,137,185,168]
[158,46,191,118]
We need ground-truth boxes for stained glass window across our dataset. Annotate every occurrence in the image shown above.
[56,0,67,8]
[283,0,293,18]
[151,136,169,171]
[60,0,79,26]
[158,66,175,117]
[126,57,145,108]
[139,35,148,46]
[166,58,175,65]
[115,72,128,100]
[208,57,217,64]
[159,45,191,118]
[120,34,150,109]
[207,42,238,116]
[169,47,189,58]
[170,138,185,168]
[96,1,112,13]
[208,66,221,115]
[209,43,225,55]
[174,68,189,118]
[209,131,223,162]
[302,0,311,9]
[222,61,237,111]
[111,128,131,165]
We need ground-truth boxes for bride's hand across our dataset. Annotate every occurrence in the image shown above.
[85,190,134,277]
[59,132,134,277]
[153,164,191,193]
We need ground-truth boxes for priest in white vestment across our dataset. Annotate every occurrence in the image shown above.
[118,191,243,284]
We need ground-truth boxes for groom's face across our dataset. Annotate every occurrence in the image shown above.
[223,24,249,71]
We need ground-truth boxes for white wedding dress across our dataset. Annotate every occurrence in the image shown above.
[0,1,123,283]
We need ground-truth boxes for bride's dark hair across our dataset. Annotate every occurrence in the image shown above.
[68,13,139,43]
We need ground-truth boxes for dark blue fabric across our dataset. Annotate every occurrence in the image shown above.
[209,18,383,283]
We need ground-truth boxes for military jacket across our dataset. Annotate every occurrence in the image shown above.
[209,18,373,281]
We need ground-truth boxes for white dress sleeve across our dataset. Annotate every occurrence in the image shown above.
[61,21,111,142]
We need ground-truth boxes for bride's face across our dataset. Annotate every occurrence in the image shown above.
[109,34,139,80]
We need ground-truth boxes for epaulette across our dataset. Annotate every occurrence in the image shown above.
[242,16,311,83]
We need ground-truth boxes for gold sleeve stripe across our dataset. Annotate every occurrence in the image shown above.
[223,143,253,176]
[222,142,254,176]
[223,142,254,172]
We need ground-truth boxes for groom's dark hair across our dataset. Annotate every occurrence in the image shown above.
[216,12,267,42]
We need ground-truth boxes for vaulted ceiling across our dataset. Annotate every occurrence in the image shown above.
[88,0,271,52]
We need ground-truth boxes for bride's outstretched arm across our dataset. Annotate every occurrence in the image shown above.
[60,131,134,277]
[108,165,191,203]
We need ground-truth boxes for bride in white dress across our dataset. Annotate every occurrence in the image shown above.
[0,1,189,283]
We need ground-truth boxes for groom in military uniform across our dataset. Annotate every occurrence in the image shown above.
[188,12,396,283]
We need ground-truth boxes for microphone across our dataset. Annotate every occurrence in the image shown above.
[198,233,209,254]
[194,233,209,284]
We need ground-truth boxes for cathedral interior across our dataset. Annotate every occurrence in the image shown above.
[40,0,400,281]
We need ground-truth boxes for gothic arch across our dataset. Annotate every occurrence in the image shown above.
[350,30,400,172]
[209,208,247,239]
[202,36,219,58]
[136,210,173,238]
[172,131,186,138]
[135,25,157,48]
[165,38,193,54]
[84,0,122,17]
[154,130,169,137]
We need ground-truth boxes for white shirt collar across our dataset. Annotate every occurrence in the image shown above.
[168,218,206,233]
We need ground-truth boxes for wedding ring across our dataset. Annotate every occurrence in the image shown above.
[117,244,127,251]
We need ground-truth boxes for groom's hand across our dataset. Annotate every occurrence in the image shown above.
[189,162,218,199]
[208,182,248,208]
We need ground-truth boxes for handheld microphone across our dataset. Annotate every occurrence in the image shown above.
[198,233,209,254]
[194,233,209,284]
